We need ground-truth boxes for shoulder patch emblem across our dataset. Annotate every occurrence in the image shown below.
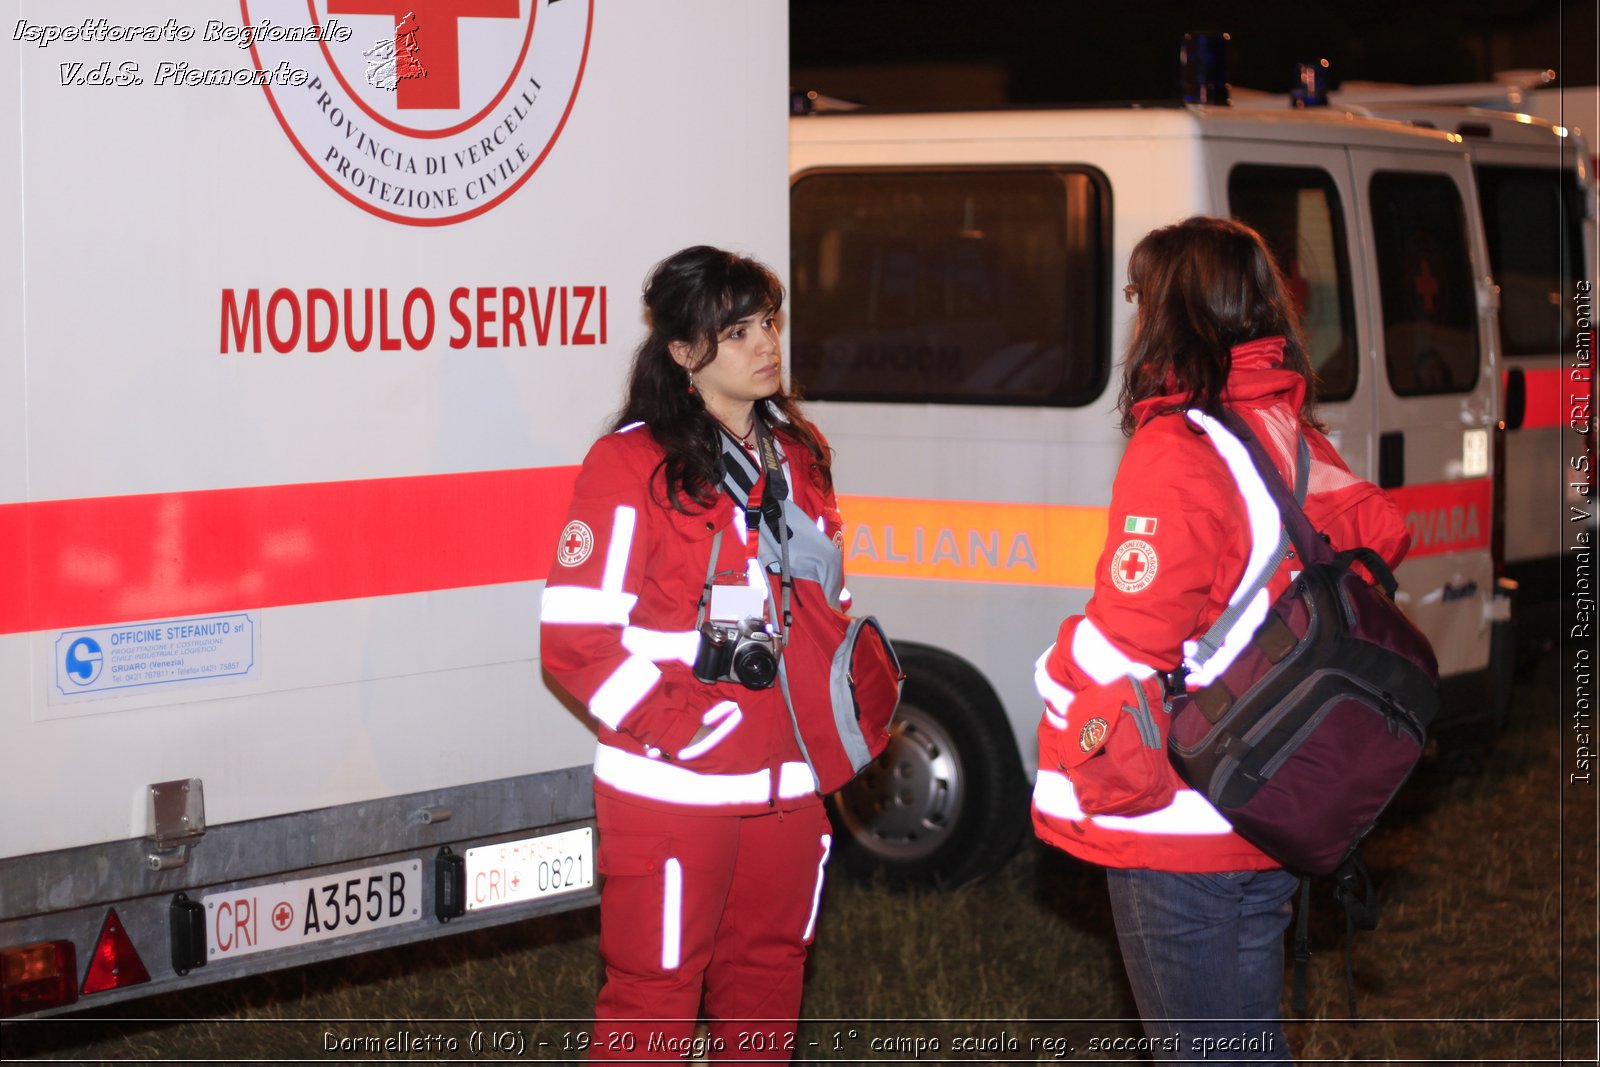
[1110,538,1158,593]
[1123,515,1158,535]
[557,520,595,567]
[1079,717,1110,753]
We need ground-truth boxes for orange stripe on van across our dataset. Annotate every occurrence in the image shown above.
[837,495,1106,589]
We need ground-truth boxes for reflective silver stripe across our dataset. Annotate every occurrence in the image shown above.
[1033,644,1073,730]
[1032,769,1235,836]
[541,585,638,626]
[661,857,682,970]
[1070,618,1159,684]
[1182,412,1286,687]
[589,655,662,731]
[676,701,742,761]
[804,834,832,942]
[601,506,637,595]
[777,760,821,798]
[594,745,817,806]
[621,626,699,666]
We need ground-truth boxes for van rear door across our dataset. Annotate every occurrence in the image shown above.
[1348,148,1499,681]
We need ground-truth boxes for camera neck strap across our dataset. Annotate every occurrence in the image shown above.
[696,413,793,641]
[749,416,794,638]
[693,527,726,631]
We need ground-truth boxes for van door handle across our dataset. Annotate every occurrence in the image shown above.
[1503,367,1526,431]
[1378,431,1405,489]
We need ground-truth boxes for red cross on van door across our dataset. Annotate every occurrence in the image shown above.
[328,0,521,110]
[1413,259,1440,316]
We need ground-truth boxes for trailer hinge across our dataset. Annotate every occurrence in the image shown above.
[146,778,206,871]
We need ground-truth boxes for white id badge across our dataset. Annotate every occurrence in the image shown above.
[708,580,767,623]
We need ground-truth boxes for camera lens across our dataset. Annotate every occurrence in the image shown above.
[732,633,777,689]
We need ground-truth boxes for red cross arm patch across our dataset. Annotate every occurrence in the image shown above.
[1109,538,1158,594]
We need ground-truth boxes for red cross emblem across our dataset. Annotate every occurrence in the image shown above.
[557,520,594,567]
[328,0,522,110]
[1110,539,1158,593]
[272,901,294,932]
[1120,551,1147,583]
[1413,259,1440,316]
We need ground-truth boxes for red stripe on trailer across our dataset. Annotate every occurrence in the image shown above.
[1508,366,1573,430]
[0,467,580,636]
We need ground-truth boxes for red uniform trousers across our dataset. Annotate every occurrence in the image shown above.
[589,793,832,1063]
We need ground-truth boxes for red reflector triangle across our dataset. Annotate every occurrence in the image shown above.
[80,909,150,995]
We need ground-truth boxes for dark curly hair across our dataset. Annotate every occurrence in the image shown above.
[613,246,831,511]
[1117,216,1323,435]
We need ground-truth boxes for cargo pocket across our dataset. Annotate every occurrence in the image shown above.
[596,827,670,878]
[595,827,683,972]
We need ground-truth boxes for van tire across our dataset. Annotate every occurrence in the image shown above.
[825,646,1029,890]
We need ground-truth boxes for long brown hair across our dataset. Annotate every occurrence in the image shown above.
[613,246,831,511]
[1116,216,1322,435]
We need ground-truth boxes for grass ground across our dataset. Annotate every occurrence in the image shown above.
[3,655,1593,1064]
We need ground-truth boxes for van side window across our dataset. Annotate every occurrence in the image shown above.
[789,169,1110,406]
[1369,172,1480,396]
[1228,165,1358,400]
[1476,164,1586,357]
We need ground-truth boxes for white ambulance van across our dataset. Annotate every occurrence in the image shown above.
[0,0,789,1017]
[789,92,1593,888]
[1327,87,1599,653]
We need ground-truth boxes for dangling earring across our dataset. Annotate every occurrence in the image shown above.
[686,371,696,395]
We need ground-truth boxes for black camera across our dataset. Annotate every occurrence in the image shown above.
[693,618,778,689]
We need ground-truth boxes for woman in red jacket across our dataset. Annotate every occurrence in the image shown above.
[540,246,843,1061]
[1031,217,1410,1064]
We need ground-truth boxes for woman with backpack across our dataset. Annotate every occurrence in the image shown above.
[1030,217,1410,1063]
[539,246,848,1062]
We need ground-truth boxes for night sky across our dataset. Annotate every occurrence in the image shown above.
[790,0,1597,108]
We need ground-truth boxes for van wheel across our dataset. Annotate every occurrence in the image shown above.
[826,647,1029,890]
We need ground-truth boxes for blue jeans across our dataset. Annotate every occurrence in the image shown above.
[1106,867,1299,1065]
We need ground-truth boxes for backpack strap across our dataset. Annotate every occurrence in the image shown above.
[1291,875,1313,1015]
[1188,431,1309,669]
[1213,408,1333,567]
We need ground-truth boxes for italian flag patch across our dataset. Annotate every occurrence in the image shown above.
[1124,516,1157,535]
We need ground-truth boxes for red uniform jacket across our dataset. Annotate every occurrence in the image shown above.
[541,419,846,816]
[1031,337,1411,872]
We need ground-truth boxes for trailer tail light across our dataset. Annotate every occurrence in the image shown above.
[0,940,78,1017]
[80,909,150,996]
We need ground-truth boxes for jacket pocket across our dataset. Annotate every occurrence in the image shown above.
[675,699,744,761]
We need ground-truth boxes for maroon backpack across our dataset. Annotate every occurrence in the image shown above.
[1166,410,1439,1015]
[1166,409,1439,877]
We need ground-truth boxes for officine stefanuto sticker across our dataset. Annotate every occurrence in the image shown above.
[51,613,258,704]
[243,0,593,226]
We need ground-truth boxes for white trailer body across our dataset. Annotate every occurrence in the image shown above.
[1,0,789,1017]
